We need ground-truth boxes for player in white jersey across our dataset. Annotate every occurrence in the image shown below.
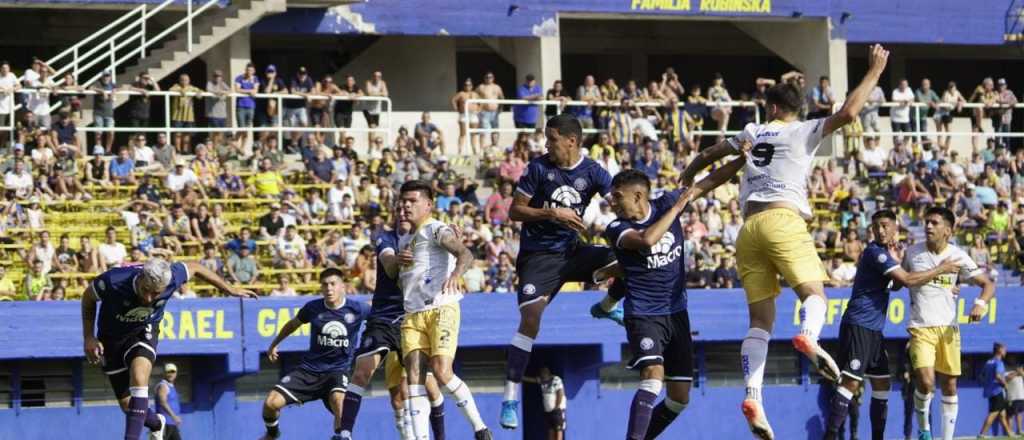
[900,207,994,440]
[392,180,492,440]
[677,44,891,440]
[524,367,567,440]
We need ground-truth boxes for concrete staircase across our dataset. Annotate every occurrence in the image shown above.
[118,0,286,85]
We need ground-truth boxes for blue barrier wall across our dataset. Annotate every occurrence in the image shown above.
[0,288,1020,439]
[244,0,1011,45]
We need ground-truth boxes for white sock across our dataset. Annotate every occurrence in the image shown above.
[914,390,933,432]
[664,397,688,414]
[431,396,444,408]
[394,408,411,440]
[741,327,771,401]
[940,395,958,440]
[799,295,827,341]
[503,380,518,402]
[599,294,618,313]
[347,384,365,397]
[444,375,487,432]
[406,385,431,440]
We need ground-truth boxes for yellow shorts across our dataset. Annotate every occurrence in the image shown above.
[735,208,827,304]
[908,326,962,376]
[400,303,461,359]
[384,350,405,390]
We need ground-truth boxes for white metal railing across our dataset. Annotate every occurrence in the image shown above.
[22,0,220,89]
[465,98,759,139]
[3,89,392,147]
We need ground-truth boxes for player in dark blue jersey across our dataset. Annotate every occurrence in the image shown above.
[80,258,256,440]
[501,114,628,429]
[606,165,741,440]
[261,267,370,440]
[338,218,446,440]
[824,210,960,440]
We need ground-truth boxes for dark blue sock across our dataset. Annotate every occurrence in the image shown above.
[627,389,658,440]
[339,391,362,434]
[144,408,162,431]
[609,278,626,301]
[505,346,530,384]
[430,402,446,440]
[124,396,148,440]
[848,396,860,439]
[826,390,852,437]
[644,400,681,440]
[870,397,888,440]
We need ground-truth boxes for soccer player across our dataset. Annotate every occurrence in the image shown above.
[605,163,742,440]
[80,258,256,440]
[903,206,994,440]
[338,216,446,440]
[260,267,370,440]
[395,180,491,440]
[501,113,626,429]
[677,44,890,439]
[522,367,567,440]
[824,209,960,440]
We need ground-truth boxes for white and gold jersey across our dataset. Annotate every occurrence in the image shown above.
[902,242,983,328]
[398,219,459,313]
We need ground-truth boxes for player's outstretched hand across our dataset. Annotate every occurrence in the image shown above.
[550,207,587,235]
[267,345,280,363]
[868,44,890,73]
[228,287,259,299]
[442,276,463,296]
[936,257,962,275]
[969,302,987,322]
[84,336,104,364]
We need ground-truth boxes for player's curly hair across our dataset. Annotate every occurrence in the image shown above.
[925,206,956,227]
[399,179,435,200]
[765,82,804,115]
[610,169,651,191]
[545,113,583,143]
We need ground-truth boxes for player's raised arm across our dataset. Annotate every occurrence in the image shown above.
[822,44,890,137]
[888,257,961,288]
[437,225,474,294]
[184,261,257,298]
[967,272,997,322]
[678,139,743,187]
[80,284,103,364]
[509,192,586,235]
[266,317,304,362]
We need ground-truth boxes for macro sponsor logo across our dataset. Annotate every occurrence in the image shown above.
[117,307,153,323]
[317,321,350,348]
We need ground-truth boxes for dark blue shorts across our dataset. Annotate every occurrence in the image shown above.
[515,244,616,307]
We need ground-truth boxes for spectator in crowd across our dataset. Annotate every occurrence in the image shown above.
[169,73,202,153]
[891,78,915,146]
[994,78,1019,148]
[205,70,231,129]
[98,226,127,269]
[285,66,314,148]
[514,73,543,129]
[484,180,513,225]
[77,236,100,273]
[807,75,834,119]
[274,225,310,280]
[249,158,285,197]
[0,61,21,144]
[129,134,155,172]
[915,78,940,145]
[545,79,570,120]
[575,75,601,129]
[452,78,481,155]
[108,147,136,185]
[363,71,388,145]
[978,342,1013,437]
[191,204,222,245]
[26,68,54,129]
[226,244,259,285]
[25,258,52,301]
[199,243,225,277]
[270,274,297,296]
[128,72,159,129]
[970,77,998,150]
[498,148,526,184]
[707,73,734,141]
[234,63,260,134]
[84,154,110,189]
[476,72,504,147]
[53,234,77,274]
[860,83,885,150]
[88,71,117,154]
[414,112,445,157]
[4,158,32,199]
[215,165,246,198]
[259,203,286,239]
[50,112,78,150]
[256,64,287,146]
[937,81,965,150]
[328,75,360,141]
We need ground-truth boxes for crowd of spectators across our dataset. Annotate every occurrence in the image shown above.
[1,56,1023,300]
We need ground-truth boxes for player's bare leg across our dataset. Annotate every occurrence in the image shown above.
[329,390,345,439]
[261,390,288,439]
[123,356,165,440]
[429,354,489,439]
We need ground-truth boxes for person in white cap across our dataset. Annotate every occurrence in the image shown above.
[80,258,256,440]
[155,363,182,440]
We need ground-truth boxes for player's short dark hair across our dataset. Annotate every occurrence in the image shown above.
[400,179,435,200]
[765,83,804,115]
[995,342,1006,353]
[319,267,345,282]
[871,209,897,223]
[545,113,583,143]
[925,206,956,227]
[610,169,651,192]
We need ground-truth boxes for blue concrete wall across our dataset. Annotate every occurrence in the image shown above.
[0,289,1019,439]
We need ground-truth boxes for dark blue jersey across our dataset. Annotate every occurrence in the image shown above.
[370,231,404,323]
[603,190,687,317]
[842,242,900,331]
[93,262,190,340]
[296,298,369,373]
[516,154,612,253]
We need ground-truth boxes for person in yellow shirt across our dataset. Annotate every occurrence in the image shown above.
[0,266,16,300]
[248,158,286,197]
[169,73,203,154]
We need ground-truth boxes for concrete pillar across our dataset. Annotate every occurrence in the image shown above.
[512,35,562,92]
[201,28,252,82]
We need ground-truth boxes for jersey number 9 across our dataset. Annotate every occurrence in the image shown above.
[751,143,776,167]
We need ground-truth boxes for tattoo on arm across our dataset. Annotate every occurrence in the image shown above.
[438,228,474,278]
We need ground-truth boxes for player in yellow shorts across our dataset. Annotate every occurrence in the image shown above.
[679,45,892,439]
[395,180,492,440]
[900,207,994,440]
